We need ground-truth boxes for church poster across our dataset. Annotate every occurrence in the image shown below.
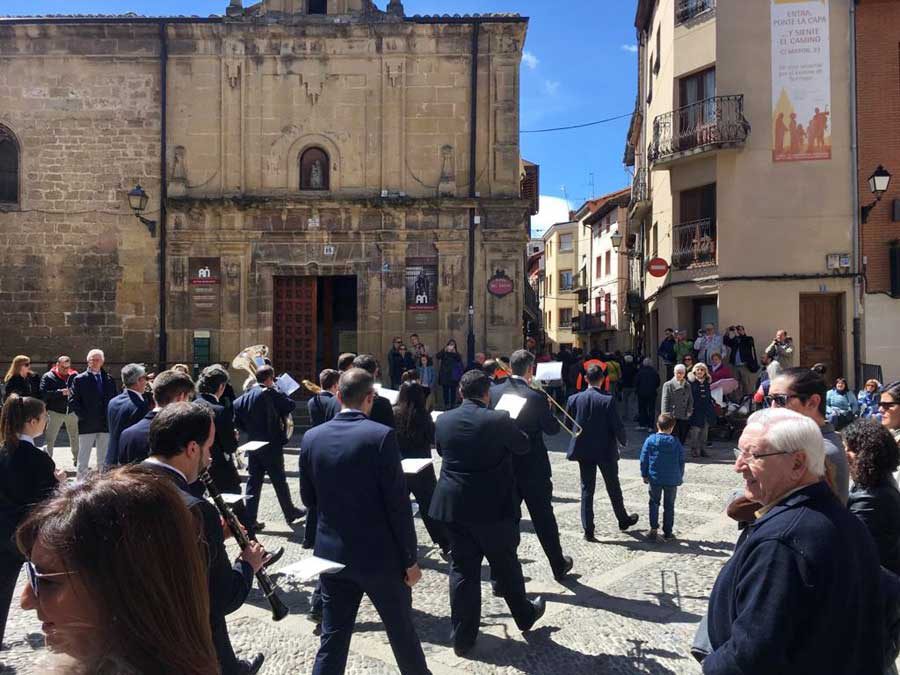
[771,0,831,162]
[405,258,438,311]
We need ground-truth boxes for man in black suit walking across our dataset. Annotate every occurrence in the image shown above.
[233,365,305,534]
[431,370,546,656]
[346,354,395,428]
[308,369,340,427]
[489,349,573,580]
[565,364,638,541]
[300,368,429,675]
[142,402,266,675]
[105,363,149,467]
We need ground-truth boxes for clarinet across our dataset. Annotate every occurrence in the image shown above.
[200,471,289,622]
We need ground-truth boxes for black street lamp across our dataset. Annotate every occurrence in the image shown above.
[127,184,157,236]
[861,165,891,224]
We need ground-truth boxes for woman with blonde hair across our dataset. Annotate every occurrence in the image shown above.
[687,363,716,458]
[3,355,39,402]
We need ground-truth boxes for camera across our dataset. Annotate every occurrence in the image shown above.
[728,325,735,332]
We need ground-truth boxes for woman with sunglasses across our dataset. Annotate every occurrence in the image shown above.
[880,382,900,488]
[2,355,39,403]
[687,363,716,458]
[17,465,218,673]
[0,394,63,649]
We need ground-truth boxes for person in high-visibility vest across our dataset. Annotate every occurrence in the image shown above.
[576,352,609,393]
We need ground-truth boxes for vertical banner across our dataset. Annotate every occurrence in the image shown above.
[771,0,831,162]
[405,258,438,310]
[188,257,221,328]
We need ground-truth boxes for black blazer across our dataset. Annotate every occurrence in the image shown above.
[565,387,627,464]
[39,370,73,414]
[105,390,149,467]
[299,411,417,575]
[140,461,253,666]
[233,385,296,449]
[430,399,528,524]
[117,410,158,465]
[307,391,334,428]
[196,394,240,492]
[849,481,900,575]
[0,439,58,543]
[489,377,560,484]
[3,374,40,402]
[68,370,118,434]
[322,392,394,428]
[393,407,434,460]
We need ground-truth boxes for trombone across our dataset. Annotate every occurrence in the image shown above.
[530,378,583,438]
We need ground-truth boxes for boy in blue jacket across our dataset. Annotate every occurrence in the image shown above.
[640,412,686,542]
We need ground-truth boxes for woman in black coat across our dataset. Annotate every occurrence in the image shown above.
[0,394,63,646]
[2,355,40,402]
[844,418,900,575]
[436,339,463,410]
[393,382,449,558]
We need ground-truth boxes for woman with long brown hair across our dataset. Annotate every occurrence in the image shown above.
[3,355,39,402]
[0,394,61,649]
[17,465,218,674]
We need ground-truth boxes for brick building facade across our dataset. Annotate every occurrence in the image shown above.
[0,0,533,382]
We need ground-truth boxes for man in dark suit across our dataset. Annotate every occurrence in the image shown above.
[431,370,545,656]
[300,368,429,675]
[233,365,305,533]
[105,363,149,467]
[68,348,118,479]
[308,369,340,428]
[118,369,195,465]
[348,354,395,428]
[565,364,638,541]
[142,402,265,675]
[489,349,573,581]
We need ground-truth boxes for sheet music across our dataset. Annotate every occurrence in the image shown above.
[277,556,346,583]
[496,393,527,419]
[238,440,268,453]
[219,492,252,506]
[378,387,400,405]
[275,373,301,397]
[534,361,563,382]
[401,458,433,475]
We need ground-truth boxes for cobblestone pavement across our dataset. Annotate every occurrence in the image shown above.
[1,418,745,674]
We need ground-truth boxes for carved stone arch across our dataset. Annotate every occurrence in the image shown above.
[286,133,342,192]
[0,122,21,206]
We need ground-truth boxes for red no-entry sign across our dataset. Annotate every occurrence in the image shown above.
[647,257,670,278]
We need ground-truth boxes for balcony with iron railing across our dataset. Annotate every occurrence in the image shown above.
[524,281,541,320]
[672,217,717,270]
[676,0,716,25]
[649,95,749,167]
[629,167,648,208]
[573,312,608,334]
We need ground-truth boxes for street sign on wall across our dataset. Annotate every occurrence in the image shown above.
[647,258,670,278]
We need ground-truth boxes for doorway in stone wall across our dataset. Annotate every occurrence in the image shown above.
[316,276,357,375]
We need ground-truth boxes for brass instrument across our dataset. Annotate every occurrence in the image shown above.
[231,344,295,444]
[531,378,583,438]
[301,379,323,395]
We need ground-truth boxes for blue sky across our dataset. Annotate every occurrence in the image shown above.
[7,0,639,236]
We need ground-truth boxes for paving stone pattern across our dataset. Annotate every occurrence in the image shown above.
[1,421,747,674]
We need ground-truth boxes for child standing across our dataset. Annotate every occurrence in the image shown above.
[639,413,686,541]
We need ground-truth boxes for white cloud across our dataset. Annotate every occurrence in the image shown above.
[530,195,572,238]
[543,80,561,96]
[522,50,539,70]
[621,44,638,53]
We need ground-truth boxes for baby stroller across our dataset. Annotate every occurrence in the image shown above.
[709,395,753,442]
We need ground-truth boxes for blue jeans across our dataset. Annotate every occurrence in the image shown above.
[648,484,678,536]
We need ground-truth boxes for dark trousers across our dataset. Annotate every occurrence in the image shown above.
[674,419,691,444]
[406,468,449,551]
[442,384,458,410]
[0,544,23,646]
[245,445,296,526]
[446,520,535,650]
[303,509,318,548]
[517,477,566,575]
[578,459,629,534]
[212,616,242,675]
[637,394,656,428]
[648,484,678,536]
[313,569,429,675]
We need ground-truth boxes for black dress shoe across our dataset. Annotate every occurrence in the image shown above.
[238,652,264,675]
[453,641,475,657]
[439,547,451,562]
[521,596,546,631]
[583,532,597,542]
[307,609,322,624]
[553,555,574,581]
[619,514,639,531]
[286,507,307,525]
[262,546,284,568]
[253,521,266,532]
[301,540,314,550]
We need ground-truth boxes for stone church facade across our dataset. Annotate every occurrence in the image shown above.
[0,0,531,380]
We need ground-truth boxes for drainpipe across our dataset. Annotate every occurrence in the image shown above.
[466,21,479,367]
[849,2,861,390]
[158,21,169,369]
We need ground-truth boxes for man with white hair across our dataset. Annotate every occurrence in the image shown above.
[68,349,117,479]
[104,363,149,467]
[703,408,883,673]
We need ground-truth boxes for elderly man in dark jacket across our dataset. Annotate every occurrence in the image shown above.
[634,358,661,430]
[68,349,117,479]
[703,408,884,674]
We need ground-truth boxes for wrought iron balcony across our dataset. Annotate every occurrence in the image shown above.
[676,0,715,25]
[629,168,648,208]
[672,217,717,270]
[649,95,749,167]
[524,281,541,321]
[573,312,607,334]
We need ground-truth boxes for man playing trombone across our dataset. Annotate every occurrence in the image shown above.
[565,364,638,542]
[489,350,573,581]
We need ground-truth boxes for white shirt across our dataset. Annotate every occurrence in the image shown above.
[339,408,365,415]
[143,456,189,484]
[17,433,36,446]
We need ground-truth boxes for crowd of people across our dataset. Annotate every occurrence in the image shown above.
[2,340,900,674]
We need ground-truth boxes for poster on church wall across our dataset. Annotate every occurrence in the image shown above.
[771,0,831,162]
[405,258,438,311]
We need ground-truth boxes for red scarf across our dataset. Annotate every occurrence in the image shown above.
[52,365,77,380]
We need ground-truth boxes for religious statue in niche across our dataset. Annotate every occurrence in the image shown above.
[300,147,330,190]
[310,160,324,188]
